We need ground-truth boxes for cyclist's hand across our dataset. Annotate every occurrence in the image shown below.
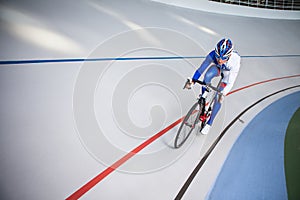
[184,77,194,89]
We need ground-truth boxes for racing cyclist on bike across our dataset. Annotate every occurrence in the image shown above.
[185,38,241,135]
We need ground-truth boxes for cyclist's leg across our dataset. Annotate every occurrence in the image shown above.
[202,65,220,94]
[207,82,226,125]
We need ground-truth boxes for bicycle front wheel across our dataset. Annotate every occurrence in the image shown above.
[174,102,202,148]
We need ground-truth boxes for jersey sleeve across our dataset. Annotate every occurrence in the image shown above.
[222,53,241,95]
[192,51,214,81]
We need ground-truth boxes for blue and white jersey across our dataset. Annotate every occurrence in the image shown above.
[192,50,241,95]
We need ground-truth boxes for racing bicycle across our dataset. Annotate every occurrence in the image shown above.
[174,74,223,148]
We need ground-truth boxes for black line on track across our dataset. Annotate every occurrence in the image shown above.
[174,85,300,200]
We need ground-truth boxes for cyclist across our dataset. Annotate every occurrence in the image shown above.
[185,38,241,135]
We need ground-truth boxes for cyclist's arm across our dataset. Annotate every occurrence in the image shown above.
[222,54,241,95]
[192,52,214,81]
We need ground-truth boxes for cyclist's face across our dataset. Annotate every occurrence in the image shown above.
[217,58,227,65]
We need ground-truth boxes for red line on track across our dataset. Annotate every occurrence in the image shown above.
[66,117,184,200]
[227,74,300,95]
[66,74,300,200]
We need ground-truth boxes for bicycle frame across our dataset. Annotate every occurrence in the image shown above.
[196,77,223,130]
[174,74,223,148]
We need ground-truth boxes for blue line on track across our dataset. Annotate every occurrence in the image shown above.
[0,56,203,65]
[1,55,300,65]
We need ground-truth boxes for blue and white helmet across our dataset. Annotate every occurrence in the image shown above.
[215,38,233,60]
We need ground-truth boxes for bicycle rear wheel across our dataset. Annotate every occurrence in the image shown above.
[174,102,202,148]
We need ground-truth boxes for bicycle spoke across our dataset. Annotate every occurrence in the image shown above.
[184,122,193,128]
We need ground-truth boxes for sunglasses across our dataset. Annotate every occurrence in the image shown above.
[215,54,229,61]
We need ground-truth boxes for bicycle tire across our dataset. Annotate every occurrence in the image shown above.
[174,101,203,148]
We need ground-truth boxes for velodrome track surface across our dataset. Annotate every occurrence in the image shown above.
[207,91,300,200]
[0,1,300,199]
